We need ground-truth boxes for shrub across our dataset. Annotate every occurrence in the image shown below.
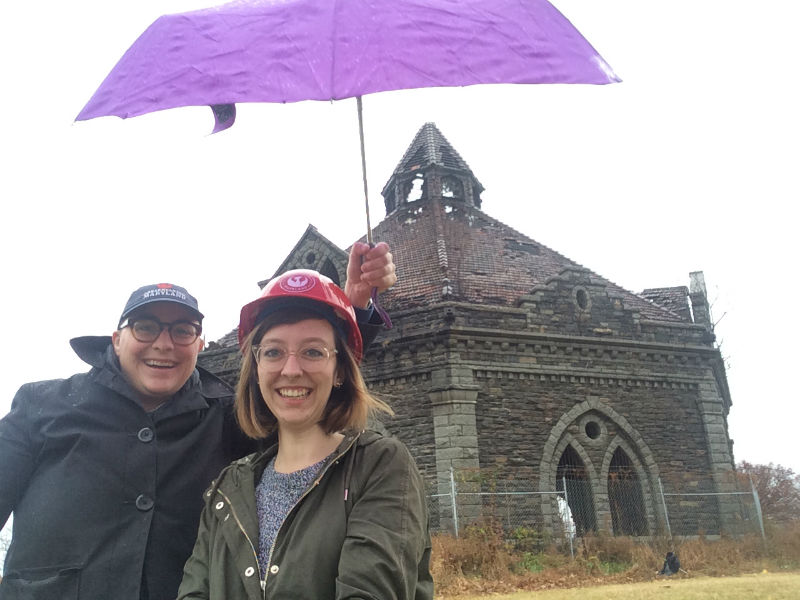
[509,525,551,553]
[430,519,515,584]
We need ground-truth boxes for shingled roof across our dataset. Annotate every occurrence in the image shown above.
[365,123,686,322]
[384,122,482,185]
[208,123,688,354]
[640,286,692,322]
[369,197,686,322]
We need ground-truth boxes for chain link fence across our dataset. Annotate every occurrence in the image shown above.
[659,478,765,539]
[428,470,579,557]
[0,472,765,571]
[427,469,765,554]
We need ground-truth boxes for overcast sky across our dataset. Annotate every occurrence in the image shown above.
[2,0,798,483]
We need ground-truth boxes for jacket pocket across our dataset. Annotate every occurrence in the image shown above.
[0,565,81,600]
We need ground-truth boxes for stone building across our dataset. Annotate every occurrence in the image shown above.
[200,123,736,538]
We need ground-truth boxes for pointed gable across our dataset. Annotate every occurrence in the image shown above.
[260,225,348,288]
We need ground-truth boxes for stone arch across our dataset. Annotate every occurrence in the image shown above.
[550,433,598,489]
[539,397,664,536]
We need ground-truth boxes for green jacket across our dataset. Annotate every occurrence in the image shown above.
[177,430,433,600]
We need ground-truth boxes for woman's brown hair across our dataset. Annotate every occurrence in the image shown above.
[235,307,393,439]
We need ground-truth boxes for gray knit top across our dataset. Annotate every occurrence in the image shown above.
[255,454,329,570]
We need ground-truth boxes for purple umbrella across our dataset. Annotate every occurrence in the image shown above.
[76,0,618,284]
[77,0,618,125]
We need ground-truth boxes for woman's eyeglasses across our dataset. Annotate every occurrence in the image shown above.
[252,344,337,372]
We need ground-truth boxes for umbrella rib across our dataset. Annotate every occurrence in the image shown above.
[330,0,340,99]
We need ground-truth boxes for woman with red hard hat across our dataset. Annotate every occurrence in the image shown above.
[178,270,433,600]
[238,269,364,361]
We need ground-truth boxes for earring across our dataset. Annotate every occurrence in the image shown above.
[334,380,343,388]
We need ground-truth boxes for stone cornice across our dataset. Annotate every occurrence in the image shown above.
[446,326,719,355]
[374,323,722,357]
[365,359,703,389]
[472,365,701,389]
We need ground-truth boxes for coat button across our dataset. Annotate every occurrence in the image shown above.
[269,565,279,574]
[135,494,154,511]
[244,566,255,577]
[215,501,224,510]
[137,427,154,442]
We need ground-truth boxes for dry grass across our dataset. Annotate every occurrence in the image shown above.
[431,520,800,598]
[445,572,800,600]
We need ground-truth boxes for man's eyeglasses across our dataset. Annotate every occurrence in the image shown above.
[120,318,202,346]
[252,344,337,372]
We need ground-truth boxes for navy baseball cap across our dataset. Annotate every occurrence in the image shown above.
[119,283,204,326]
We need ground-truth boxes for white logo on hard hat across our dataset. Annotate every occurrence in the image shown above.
[279,273,316,293]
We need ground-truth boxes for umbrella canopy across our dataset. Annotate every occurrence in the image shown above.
[76,0,619,124]
[75,0,620,317]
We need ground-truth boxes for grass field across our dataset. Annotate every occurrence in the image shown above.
[443,572,800,600]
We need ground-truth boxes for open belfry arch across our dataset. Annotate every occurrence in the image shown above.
[199,123,736,537]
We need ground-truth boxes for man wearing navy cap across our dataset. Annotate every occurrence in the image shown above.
[0,243,396,600]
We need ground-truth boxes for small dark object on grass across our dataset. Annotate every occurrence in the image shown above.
[657,551,681,576]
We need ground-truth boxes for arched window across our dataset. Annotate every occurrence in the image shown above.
[556,445,597,534]
[608,447,648,535]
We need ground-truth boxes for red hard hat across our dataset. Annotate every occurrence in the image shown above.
[238,270,363,362]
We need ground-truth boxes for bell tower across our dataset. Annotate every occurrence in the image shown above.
[381,122,484,215]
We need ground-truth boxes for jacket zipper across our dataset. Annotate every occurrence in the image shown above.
[261,437,357,596]
[216,488,263,597]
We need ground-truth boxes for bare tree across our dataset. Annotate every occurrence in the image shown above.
[737,461,800,523]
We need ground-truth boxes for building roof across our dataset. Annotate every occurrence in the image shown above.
[640,286,692,322]
[208,123,690,352]
[386,122,481,180]
[370,197,686,322]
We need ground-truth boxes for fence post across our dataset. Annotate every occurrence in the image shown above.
[658,477,672,541]
[562,476,574,559]
[450,467,459,538]
[749,476,767,547]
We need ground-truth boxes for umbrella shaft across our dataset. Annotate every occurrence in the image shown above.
[357,96,373,245]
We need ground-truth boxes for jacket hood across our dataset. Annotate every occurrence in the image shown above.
[70,335,113,367]
[69,335,233,399]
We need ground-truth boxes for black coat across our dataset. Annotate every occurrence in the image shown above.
[0,336,255,600]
